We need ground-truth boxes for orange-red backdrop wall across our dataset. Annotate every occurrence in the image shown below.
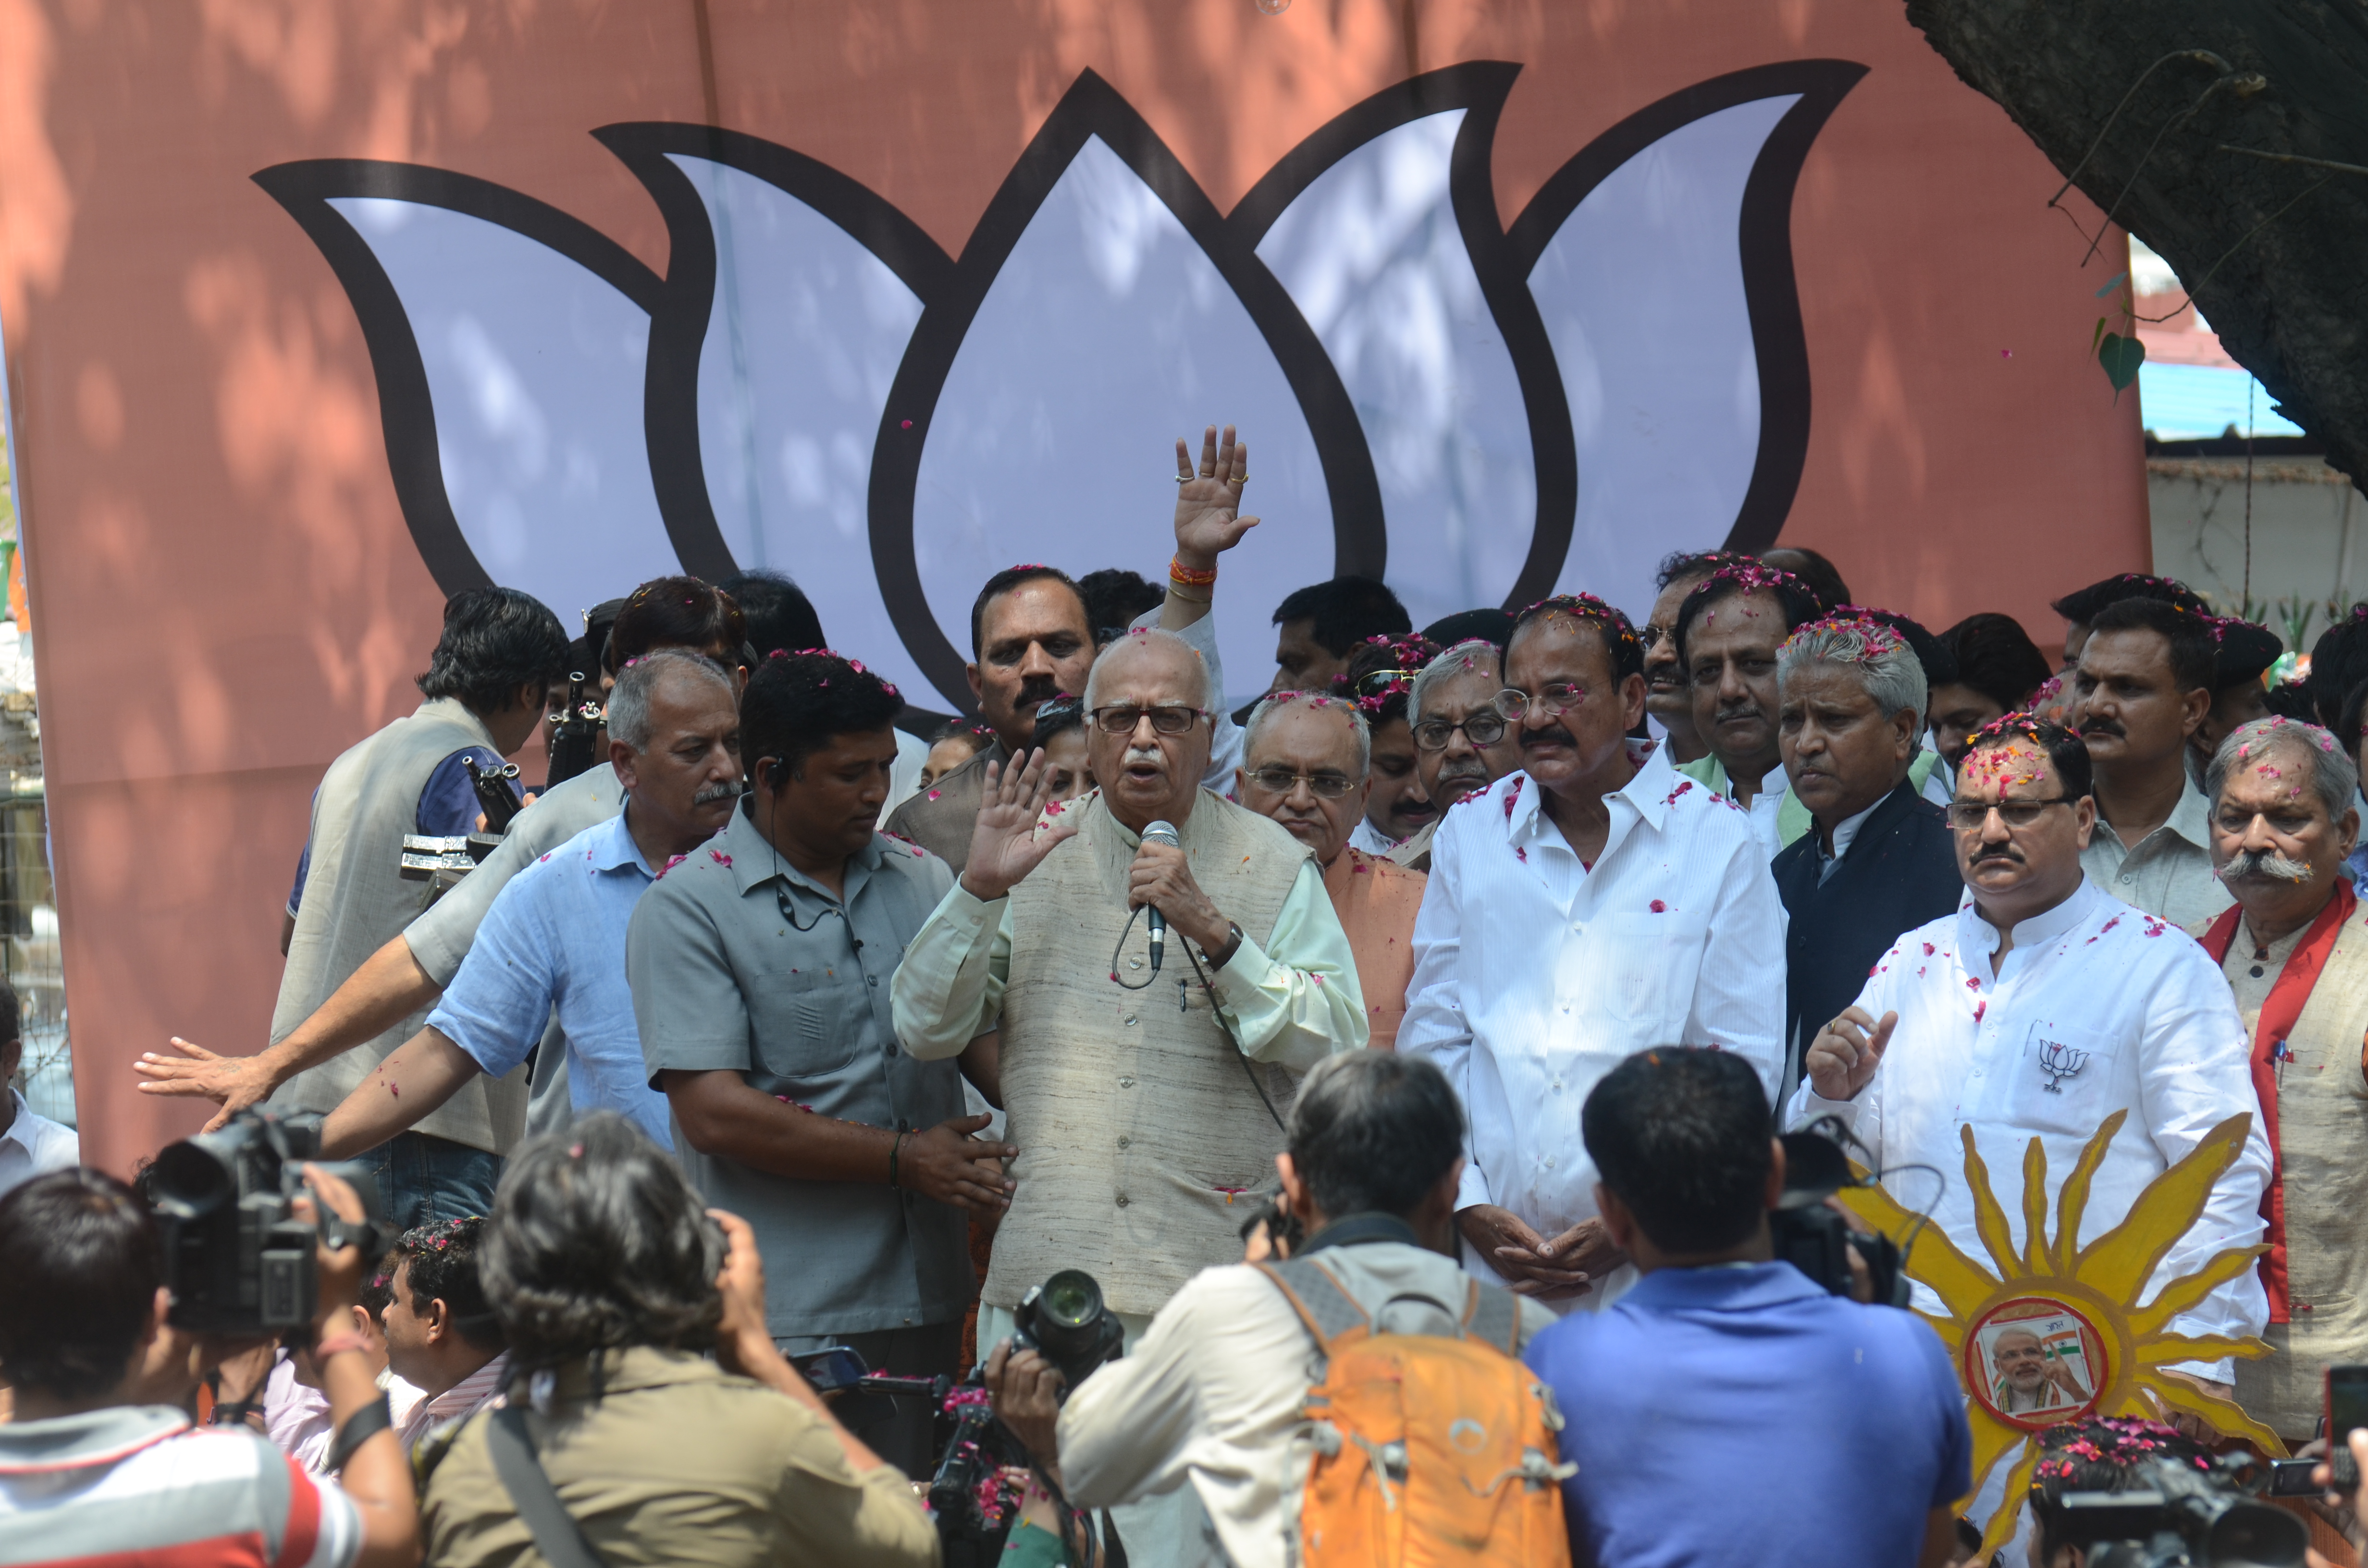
[0,0,2144,1172]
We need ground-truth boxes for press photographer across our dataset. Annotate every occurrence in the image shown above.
[1523,1047,1971,1568]
[986,1052,1553,1568]
[0,1162,416,1568]
[415,1111,938,1567]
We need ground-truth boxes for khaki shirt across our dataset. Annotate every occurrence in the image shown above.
[420,1348,939,1568]
[2083,775,2232,928]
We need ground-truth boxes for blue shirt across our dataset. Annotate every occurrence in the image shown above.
[426,809,672,1146]
[288,746,514,916]
[1523,1261,1971,1568]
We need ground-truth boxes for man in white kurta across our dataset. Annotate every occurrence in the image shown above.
[1399,595,1787,1309]
[1786,717,2269,1400]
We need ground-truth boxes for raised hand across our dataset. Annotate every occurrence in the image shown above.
[1805,1006,1899,1102]
[961,748,1081,903]
[1173,424,1259,568]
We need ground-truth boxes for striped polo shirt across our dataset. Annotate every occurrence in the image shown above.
[0,1405,360,1568]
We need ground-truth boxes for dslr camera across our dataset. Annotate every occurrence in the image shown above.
[1769,1119,1910,1308]
[2052,1449,2307,1568]
[148,1109,388,1335]
[802,1268,1127,1568]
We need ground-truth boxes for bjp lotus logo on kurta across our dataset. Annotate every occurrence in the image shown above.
[257,60,1861,711]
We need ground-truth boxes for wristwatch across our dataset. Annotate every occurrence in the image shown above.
[1209,920,1246,970]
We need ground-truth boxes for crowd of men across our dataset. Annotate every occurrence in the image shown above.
[8,422,2368,1566]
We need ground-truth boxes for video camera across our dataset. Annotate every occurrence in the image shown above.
[1769,1118,1912,1308]
[148,1109,388,1335]
[2052,1450,2307,1568]
[796,1268,1126,1568]
[543,671,605,792]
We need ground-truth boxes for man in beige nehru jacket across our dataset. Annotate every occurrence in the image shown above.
[2190,715,2368,1446]
[894,627,1365,1332]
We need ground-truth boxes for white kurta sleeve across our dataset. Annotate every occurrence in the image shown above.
[888,883,1011,1061]
[1680,832,1789,1102]
[1209,859,1368,1065]
[1396,812,1487,1210]
[2137,948,2271,1377]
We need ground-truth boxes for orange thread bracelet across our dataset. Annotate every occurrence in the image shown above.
[1169,559,1219,588]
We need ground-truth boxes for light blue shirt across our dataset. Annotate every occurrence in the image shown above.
[428,810,672,1146]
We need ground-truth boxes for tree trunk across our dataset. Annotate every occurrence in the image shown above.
[1905,0,2368,497]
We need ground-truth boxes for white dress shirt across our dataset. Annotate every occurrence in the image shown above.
[0,1087,77,1199]
[1398,740,1788,1300]
[1347,817,1404,856]
[1784,878,2269,1377]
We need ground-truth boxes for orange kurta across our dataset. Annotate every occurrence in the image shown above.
[1323,847,1427,1050]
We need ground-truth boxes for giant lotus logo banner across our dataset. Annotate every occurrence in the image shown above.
[258,59,1862,710]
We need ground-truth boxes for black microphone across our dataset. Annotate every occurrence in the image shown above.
[1141,820,1180,973]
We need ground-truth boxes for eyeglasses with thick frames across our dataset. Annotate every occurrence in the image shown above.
[1244,767,1358,799]
[1090,703,1208,736]
[1492,684,1588,724]
[1413,711,1509,751]
[1944,796,2076,832]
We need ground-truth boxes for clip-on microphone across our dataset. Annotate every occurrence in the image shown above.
[1140,820,1180,973]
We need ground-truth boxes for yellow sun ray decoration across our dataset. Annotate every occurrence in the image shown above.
[1834,1109,2279,1562]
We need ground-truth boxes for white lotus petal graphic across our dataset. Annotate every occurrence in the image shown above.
[326,194,677,626]
[1256,110,1535,627]
[1527,95,1797,618]
[666,153,934,694]
[913,134,1332,705]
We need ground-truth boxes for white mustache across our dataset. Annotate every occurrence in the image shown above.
[2224,848,2314,883]
[1124,744,1165,768]
[693,780,740,806]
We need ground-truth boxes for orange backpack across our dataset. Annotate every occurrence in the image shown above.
[1255,1257,1575,1568]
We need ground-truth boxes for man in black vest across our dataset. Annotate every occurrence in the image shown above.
[1770,613,1963,1095]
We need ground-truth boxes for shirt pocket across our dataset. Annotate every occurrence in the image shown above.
[2001,1019,2122,1137]
[751,962,868,1080]
[1562,911,1711,1045]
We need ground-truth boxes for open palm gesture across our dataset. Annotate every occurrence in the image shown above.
[961,748,1081,903]
[1173,424,1258,565]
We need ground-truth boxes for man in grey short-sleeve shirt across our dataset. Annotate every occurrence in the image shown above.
[630,650,1012,1375]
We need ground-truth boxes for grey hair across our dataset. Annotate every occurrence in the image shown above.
[1244,691,1371,779]
[1082,626,1216,711]
[1408,639,1502,727]
[2207,716,2361,822]
[1776,621,1928,733]
[605,648,732,750]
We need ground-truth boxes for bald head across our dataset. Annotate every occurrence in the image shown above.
[1084,628,1215,711]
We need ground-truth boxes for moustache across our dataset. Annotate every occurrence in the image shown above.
[1970,843,2024,867]
[693,779,740,806]
[1714,699,1763,725]
[2224,848,2315,883]
[1519,725,1570,751]
[2081,718,2123,739]
[1017,676,1063,711]
[1123,743,1166,768]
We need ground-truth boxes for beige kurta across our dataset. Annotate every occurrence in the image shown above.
[995,792,1313,1317]
[2190,893,2368,1442]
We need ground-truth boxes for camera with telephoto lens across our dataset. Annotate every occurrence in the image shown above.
[147,1109,388,1335]
[2054,1449,2307,1568]
[1769,1119,1911,1308]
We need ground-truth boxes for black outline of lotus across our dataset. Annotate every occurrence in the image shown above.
[256,59,1863,711]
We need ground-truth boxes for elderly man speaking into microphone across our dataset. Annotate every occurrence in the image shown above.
[893,627,1364,1333]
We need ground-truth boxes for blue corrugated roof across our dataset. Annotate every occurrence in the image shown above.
[2137,362,2306,441]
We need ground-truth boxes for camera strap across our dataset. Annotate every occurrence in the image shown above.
[484,1404,610,1568]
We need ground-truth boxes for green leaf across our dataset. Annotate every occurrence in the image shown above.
[2098,331,2146,396]
[2094,269,2131,299]
[2091,315,2109,355]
